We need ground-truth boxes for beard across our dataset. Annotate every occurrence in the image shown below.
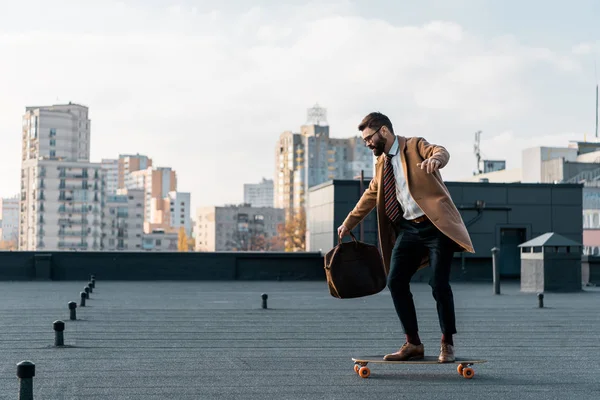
[369,138,386,157]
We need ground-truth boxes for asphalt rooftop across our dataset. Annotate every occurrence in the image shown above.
[0,280,599,399]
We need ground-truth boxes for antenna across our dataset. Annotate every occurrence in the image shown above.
[474,131,482,175]
[595,60,598,138]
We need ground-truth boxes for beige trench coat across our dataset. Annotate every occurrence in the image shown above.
[342,136,475,275]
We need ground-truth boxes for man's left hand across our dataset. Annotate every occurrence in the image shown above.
[417,158,442,174]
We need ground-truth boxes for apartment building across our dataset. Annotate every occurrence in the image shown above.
[244,178,274,208]
[19,103,103,251]
[101,158,119,194]
[118,154,152,189]
[195,204,284,251]
[274,104,373,216]
[103,189,144,251]
[0,196,19,244]
[145,191,191,236]
[142,229,178,251]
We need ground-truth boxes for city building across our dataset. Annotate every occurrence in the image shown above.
[274,130,304,214]
[244,178,274,208]
[145,191,191,236]
[19,103,103,251]
[195,204,285,251]
[142,229,178,251]
[0,195,19,246]
[122,166,177,228]
[101,158,119,194]
[307,179,583,280]
[21,102,90,162]
[20,159,105,251]
[460,140,600,256]
[118,154,152,190]
[274,104,373,218]
[103,189,144,251]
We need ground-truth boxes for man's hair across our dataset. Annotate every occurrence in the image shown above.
[358,112,394,134]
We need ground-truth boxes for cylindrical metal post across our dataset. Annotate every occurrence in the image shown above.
[491,247,500,295]
[261,293,268,309]
[53,320,65,347]
[16,360,35,400]
[84,287,90,299]
[80,292,86,307]
[87,282,93,293]
[538,293,544,308]
[68,301,77,321]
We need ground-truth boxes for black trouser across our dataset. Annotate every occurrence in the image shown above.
[387,217,457,337]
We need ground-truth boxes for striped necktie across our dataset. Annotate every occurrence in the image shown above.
[383,153,401,223]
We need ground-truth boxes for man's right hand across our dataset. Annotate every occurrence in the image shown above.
[337,225,350,239]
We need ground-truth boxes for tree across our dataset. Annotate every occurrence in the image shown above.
[0,240,17,251]
[279,208,306,252]
[177,227,188,252]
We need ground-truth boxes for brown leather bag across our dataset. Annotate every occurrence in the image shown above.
[324,232,387,299]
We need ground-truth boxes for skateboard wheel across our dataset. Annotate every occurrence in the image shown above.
[462,367,474,379]
[354,364,360,374]
[359,366,370,378]
[457,364,464,375]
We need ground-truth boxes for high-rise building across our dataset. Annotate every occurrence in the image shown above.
[19,103,103,251]
[0,195,19,245]
[21,102,91,162]
[195,205,285,251]
[101,159,119,194]
[117,154,152,189]
[20,160,105,251]
[274,131,304,215]
[244,178,274,208]
[274,104,374,216]
[104,189,144,251]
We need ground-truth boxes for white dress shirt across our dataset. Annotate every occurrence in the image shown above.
[386,137,425,220]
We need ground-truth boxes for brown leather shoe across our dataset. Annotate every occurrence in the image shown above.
[438,343,455,363]
[383,342,424,361]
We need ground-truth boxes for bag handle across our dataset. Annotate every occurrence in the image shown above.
[338,231,358,245]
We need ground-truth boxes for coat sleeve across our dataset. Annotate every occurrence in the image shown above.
[342,176,378,231]
[417,137,450,168]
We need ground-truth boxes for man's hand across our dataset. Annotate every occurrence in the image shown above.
[337,225,350,239]
[417,157,442,174]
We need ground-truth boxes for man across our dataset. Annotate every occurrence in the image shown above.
[338,112,474,363]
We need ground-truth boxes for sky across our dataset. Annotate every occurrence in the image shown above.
[0,0,599,212]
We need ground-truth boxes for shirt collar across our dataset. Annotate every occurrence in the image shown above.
[386,136,399,156]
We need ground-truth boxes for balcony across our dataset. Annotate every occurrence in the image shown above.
[59,205,86,213]
[59,230,85,237]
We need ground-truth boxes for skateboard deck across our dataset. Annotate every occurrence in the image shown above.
[351,355,487,379]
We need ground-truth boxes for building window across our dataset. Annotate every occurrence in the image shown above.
[49,128,56,137]
[50,150,56,157]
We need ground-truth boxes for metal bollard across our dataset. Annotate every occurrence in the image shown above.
[261,293,268,309]
[68,301,77,321]
[538,293,544,308]
[87,282,93,294]
[84,287,90,299]
[16,360,35,400]
[80,292,86,307]
[491,247,500,295]
[90,274,95,282]
[90,278,96,289]
[53,320,65,346]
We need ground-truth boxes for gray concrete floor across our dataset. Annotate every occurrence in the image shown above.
[0,280,599,399]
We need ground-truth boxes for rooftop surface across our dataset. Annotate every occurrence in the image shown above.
[0,280,599,399]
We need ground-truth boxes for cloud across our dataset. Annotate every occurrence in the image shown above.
[0,1,592,212]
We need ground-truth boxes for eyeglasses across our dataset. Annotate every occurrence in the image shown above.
[362,126,382,144]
